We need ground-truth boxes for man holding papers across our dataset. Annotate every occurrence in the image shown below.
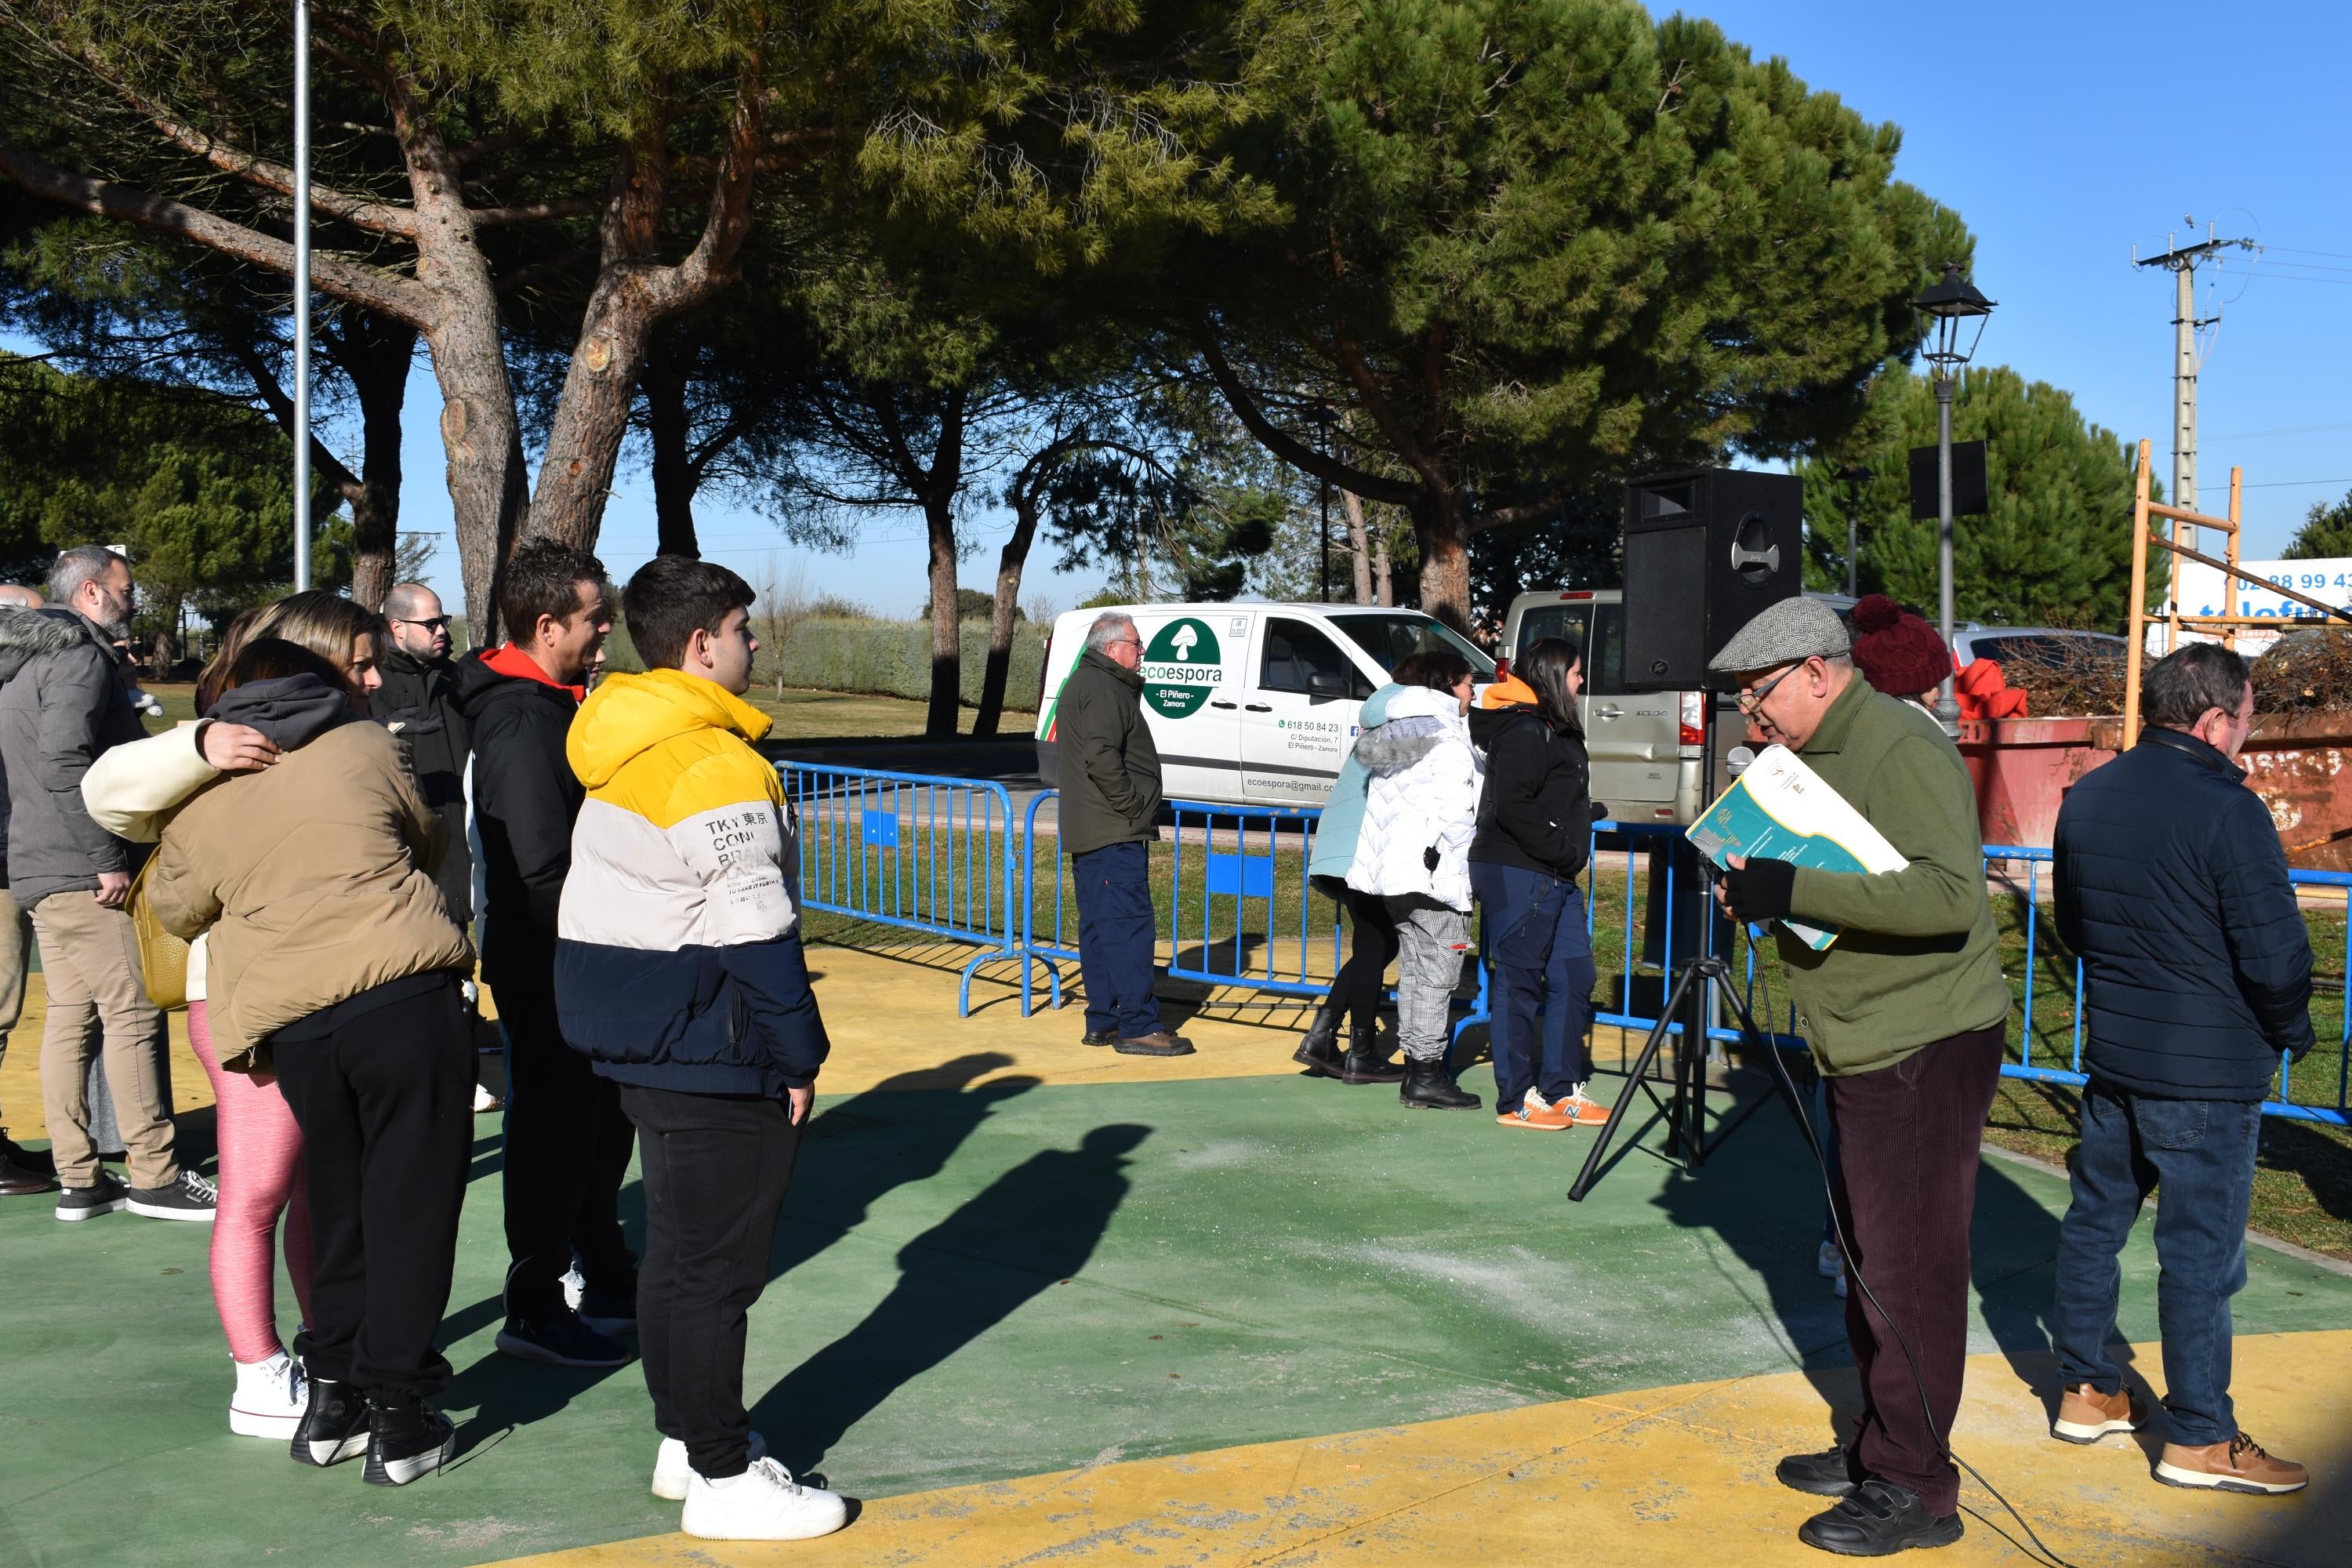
[1706,597,2009,1558]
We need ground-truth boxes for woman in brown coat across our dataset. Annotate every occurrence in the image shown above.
[147,638,475,1487]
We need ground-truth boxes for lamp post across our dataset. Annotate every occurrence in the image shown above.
[1913,261,1994,724]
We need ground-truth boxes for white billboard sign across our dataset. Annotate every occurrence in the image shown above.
[2165,557,2352,658]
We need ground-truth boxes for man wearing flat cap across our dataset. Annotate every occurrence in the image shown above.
[1708,597,2008,1557]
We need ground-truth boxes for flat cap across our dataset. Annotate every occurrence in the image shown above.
[1708,597,1851,675]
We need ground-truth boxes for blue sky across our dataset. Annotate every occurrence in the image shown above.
[32,0,2352,616]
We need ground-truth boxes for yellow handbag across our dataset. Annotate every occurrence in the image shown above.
[125,855,191,1011]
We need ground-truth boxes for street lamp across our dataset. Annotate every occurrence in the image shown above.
[1913,261,1994,724]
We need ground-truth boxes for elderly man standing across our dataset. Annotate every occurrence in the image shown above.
[0,547,213,1220]
[1055,612,1190,1057]
[1708,597,2008,1556]
[2048,643,2310,1495]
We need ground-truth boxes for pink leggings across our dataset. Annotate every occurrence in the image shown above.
[187,1003,316,1363]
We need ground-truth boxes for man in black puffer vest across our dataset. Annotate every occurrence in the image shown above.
[2050,641,2312,1497]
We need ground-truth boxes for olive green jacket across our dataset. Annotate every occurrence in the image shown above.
[1777,677,2009,1075]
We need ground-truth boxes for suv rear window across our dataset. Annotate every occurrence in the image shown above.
[1515,602,1626,695]
[1327,613,1498,680]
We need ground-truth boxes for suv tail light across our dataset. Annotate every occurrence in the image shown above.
[1493,655,1511,681]
[1679,691,1706,748]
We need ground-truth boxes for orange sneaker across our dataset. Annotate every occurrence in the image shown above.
[2155,1432,2308,1494]
[1549,1084,1611,1126]
[2052,1383,2143,1444]
[1497,1098,1571,1131]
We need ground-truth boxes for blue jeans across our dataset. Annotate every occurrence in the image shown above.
[1072,842,1163,1039]
[1471,862,1595,1112]
[2049,1081,2262,1446]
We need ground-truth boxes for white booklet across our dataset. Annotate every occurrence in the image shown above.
[1686,745,1907,951]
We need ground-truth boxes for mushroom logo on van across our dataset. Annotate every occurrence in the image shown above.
[1142,617,1222,718]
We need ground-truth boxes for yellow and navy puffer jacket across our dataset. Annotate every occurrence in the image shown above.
[554,669,829,1094]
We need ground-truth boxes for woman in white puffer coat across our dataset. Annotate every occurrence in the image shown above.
[1344,649,1485,1110]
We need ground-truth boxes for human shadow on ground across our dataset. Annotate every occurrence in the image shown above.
[769,1051,1039,1286]
[755,1123,1150,1475]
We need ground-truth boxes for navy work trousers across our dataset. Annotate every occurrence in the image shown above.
[1073,841,1163,1039]
[1470,862,1595,1113]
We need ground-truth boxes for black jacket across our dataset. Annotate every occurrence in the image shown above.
[377,645,473,927]
[452,648,582,989]
[1468,707,1590,881]
[2055,726,2314,1101]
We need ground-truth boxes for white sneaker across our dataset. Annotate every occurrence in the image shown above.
[561,1265,584,1312]
[230,1352,308,1439]
[471,1082,501,1112]
[1817,1240,1843,1279]
[654,1429,768,1500]
[681,1456,848,1541]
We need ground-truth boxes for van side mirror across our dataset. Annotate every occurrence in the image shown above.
[1306,670,1347,698]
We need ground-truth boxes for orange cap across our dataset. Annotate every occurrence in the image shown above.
[1479,673,1538,710]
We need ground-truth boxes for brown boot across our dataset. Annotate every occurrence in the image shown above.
[2052,1383,2143,1444]
[1112,1030,1196,1058]
[2155,1432,2309,1494]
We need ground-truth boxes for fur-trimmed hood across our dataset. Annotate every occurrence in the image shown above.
[0,607,93,684]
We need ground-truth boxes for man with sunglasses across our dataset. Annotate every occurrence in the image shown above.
[1707,597,2009,1557]
[378,583,474,931]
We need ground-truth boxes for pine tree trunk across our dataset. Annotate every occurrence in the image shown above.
[924,496,962,739]
[343,313,417,612]
[1374,529,1392,606]
[1341,488,1374,604]
[1415,488,1473,631]
[975,497,1044,738]
[643,340,699,557]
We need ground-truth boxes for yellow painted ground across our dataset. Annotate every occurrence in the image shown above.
[491,1331,2350,1568]
[0,976,211,1142]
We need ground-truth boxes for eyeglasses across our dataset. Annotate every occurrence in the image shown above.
[393,616,452,632]
[1735,662,1802,713]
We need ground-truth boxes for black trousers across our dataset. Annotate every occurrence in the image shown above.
[620,1083,803,1479]
[276,977,473,1400]
[1318,878,1399,1032]
[500,966,638,1317]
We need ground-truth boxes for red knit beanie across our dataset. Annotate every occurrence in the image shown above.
[1849,593,1951,698]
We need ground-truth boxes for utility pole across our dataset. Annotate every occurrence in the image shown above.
[2132,221,2255,566]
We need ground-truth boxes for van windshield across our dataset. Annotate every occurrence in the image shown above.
[1326,613,1500,680]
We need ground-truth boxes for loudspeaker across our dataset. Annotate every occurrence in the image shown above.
[1620,467,1804,691]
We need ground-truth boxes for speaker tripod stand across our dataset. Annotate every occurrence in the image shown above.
[1566,938,1811,1203]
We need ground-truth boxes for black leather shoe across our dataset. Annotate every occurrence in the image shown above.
[1777,1444,1864,1497]
[0,1149,56,1196]
[1399,1057,1479,1109]
[0,1131,53,1176]
[289,1377,372,1467]
[1340,1025,1405,1084]
[1796,1479,1963,1555]
[1080,1029,1117,1047]
[1290,1003,1346,1078]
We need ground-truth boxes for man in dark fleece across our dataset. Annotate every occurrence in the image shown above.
[453,539,634,1368]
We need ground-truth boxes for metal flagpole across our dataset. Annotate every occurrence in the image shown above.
[292,2,312,590]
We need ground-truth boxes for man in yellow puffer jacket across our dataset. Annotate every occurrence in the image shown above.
[555,557,846,1544]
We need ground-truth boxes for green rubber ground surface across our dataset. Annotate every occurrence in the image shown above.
[6,1062,2352,1567]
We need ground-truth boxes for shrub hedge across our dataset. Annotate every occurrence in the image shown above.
[762,617,1051,709]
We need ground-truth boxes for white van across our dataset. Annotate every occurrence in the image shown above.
[1034,603,1496,808]
[1499,588,1858,825]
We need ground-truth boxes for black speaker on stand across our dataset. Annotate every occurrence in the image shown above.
[1620,467,1805,694]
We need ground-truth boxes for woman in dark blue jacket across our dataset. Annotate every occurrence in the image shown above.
[1468,638,1609,1131]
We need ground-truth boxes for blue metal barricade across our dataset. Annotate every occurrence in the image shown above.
[1017,791,1489,1029]
[779,761,1018,1015]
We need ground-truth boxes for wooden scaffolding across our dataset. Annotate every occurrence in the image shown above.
[2123,437,2352,745]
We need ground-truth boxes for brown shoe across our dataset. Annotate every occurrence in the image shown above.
[2052,1383,2143,1444]
[2156,1432,2309,1494]
[0,1149,57,1197]
[1112,1031,1196,1058]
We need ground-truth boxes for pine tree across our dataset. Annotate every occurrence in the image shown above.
[2282,489,2352,560]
